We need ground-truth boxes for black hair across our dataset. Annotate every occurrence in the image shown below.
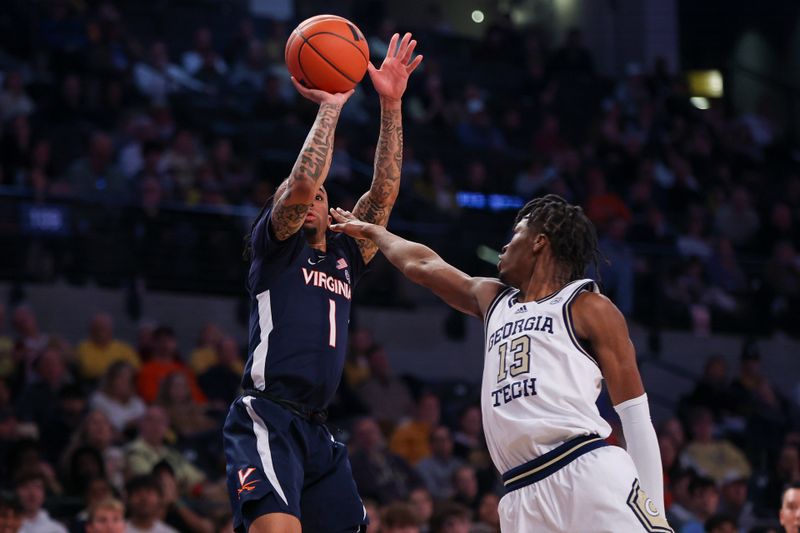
[689,475,717,496]
[704,514,737,531]
[782,482,800,504]
[125,474,162,496]
[514,194,601,282]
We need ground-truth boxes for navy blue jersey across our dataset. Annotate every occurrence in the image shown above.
[241,207,365,410]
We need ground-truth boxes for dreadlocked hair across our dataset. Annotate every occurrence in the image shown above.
[514,194,601,282]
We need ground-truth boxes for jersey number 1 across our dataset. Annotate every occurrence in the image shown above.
[328,299,337,348]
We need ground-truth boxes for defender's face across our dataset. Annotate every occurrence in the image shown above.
[781,488,800,533]
[303,187,330,236]
[498,218,536,288]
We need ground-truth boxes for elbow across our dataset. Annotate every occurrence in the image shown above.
[404,261,428,286]
[285,177,316,202]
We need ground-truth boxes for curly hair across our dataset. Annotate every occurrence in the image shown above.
[514,194,601,282]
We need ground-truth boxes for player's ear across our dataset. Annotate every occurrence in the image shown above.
[532,233,547,253]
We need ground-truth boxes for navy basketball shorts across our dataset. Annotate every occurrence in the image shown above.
[223,394,368,532]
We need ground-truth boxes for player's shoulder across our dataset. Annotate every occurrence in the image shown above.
[571,290,627,337]
[476,278,511,319]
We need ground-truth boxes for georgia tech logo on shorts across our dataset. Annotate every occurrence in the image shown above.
[237,467,259,497]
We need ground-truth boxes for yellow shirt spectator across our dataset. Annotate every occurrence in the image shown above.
[77,313,140,380]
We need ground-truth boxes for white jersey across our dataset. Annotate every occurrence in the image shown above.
[481,278,611,473]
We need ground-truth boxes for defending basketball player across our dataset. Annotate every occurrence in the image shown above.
[222,32,422,533]
[329,195,673,532]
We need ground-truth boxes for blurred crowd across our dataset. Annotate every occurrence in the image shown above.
[0,1,800,532]
[1,302,800,532]
[0,0,798,336]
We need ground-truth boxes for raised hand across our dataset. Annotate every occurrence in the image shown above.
[329,207,378,239]
[291,77,355,106]
[368,32,424,102]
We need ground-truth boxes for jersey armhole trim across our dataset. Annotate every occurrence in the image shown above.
[483,286,515,337]
[562,281,600,368]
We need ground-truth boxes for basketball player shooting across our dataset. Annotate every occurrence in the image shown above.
[330,195,673,533]
[222,32,422,533]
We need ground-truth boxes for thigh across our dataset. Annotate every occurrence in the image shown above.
[300,429,368,533]
[499,446,673,533]
[563,446,673,533]
[223,397,304,532]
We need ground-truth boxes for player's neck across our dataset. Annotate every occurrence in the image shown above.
[306,236,327,253]
[517,261,571,302]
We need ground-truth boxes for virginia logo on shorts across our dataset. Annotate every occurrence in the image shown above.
[237,467,259,497]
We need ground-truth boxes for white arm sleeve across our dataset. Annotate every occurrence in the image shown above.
[614,393,665,513]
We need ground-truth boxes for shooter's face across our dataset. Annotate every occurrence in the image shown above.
[303,187,331,236]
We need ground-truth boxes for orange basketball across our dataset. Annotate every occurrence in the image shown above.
[285,15,370,94]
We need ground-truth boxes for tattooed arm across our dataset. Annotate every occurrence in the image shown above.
[270,79,354,241]
[352,32,423,263]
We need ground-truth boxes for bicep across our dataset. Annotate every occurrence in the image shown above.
[413,260,502,318]
[573,293,644,405]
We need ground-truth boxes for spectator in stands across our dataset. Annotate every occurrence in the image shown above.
[584,167,632,232]
[344,328,375,389]
[162,129,205,197]
[125,406,205,495]
[548,27,594,79]
[681,406,751,485]
[715,186,760,249]
[754,443,800,517]
[680,475,720,533]
[451,465,480,512]
[134,41,204,105]
[16,346,71,431]
[90,361,146,433]
[363,500,381,533]
[69,476,117,532]
[780,483,800,533]
[0,304,12,378]
[65,131,127,200]
[415,426,463,499]
[666,469,695,528]
[152,461,214,533]
[703,514,737,533]
[764,241,800,335]
[349,417,423,505]
[62,409,124,492]
[125,475,177,533]
[729,343,767,418]
[357,345,415,429]
[430,502,472,533]
[229,40,267,91]
[391,392,441,465]
[155,372,216,439]
[188,323,223,375]
[136,326,204,404]
[0,70,35,122]
[181,27,227,78]
[381,502,421,533]
[452,405,483,461]
[473,493,501,533]
[11,306,48,380]
[77,313,140,380]
[716,471,756,532]
[408,487,434,533]
[197,336,242,407]
[14,469,67,533]
[0,490,22,533]
[598,216,635,316]
[1,115,33,186]
[39,385,87,467]
[679,355,733,421]
[85,497,126,533]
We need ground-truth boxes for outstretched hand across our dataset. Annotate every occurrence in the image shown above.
[290,77,355,106]
[329,207,378,239]
[368,32,424,102]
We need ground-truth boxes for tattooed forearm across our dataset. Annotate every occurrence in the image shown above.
[271,102,342,240]
[272,202,312,241]
[293,102,341,184]
[353,101,403,262]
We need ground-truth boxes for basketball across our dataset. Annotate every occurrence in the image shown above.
[285,15,370,94]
